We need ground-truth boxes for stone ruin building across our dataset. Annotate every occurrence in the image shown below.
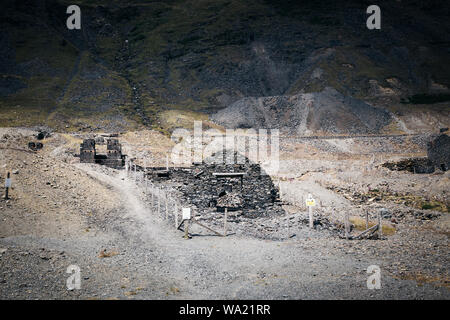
[79,137,125,169]
[382,134,450,173]
[147,150,284,218]
[427,134,450,171]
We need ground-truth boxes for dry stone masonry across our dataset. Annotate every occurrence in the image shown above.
[427,134,450,171]
[79,137,125,169]
[147,150,284,218]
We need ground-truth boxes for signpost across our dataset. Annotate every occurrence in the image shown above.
[182,208,191,239]
[305,194,316,229]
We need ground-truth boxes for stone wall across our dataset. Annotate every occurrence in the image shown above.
[80,138,125,169]
[147,150,284,218]
[427,134,450,171]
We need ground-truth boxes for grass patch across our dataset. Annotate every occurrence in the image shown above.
[421,202,441,210]
[349,216,396,236]
[98,249,119,258]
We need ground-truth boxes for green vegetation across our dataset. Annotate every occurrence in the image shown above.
[421,202,443,211]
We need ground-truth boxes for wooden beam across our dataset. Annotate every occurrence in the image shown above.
[191,219,223,237]
[212,172,246,177]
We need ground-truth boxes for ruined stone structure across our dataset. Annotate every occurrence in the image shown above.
[80,138,125,169]
[383,134,450,173]
[427,134,450,171]
[147,150,283,218]
[80,139,96,163]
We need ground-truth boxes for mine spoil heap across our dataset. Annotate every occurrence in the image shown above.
[149,150,284,218]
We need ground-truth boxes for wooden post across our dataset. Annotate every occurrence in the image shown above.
[4,172,10,200]
[158,189,161,216]
[223,207,228,236]
[175,202,178,228]
[378,210,382,238]
[184,219,190,239]
[287,213,290,238]
[344,212,350,239]
[279,181,282,200]
[366,211,369,230]
[151,185,154,207]
[165,192,168,220]
[166,154,169,171]
[309,206,313,229]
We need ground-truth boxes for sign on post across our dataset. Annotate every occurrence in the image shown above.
[5,178,11,188]
[305,195,316,207]
[306,194,315,229]
[182,208,191,239]
[182,208,191,221]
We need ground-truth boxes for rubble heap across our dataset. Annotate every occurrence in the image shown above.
[148,150,284,218]
[216,191,244,211]
[381,158,434,173]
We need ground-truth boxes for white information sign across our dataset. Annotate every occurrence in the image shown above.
[5,178,11,188]
[182,208,191,220]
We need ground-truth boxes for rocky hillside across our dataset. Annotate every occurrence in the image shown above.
[0,0,449,133]
[212,87,393,134]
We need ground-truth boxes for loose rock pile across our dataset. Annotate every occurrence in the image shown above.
[381,158,434,173]
[148,150,284,218]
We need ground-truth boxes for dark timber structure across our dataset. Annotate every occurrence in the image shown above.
[80,138,125,169]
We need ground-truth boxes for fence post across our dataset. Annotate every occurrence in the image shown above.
[287,213,290,238]
[366,211,369,230]
[175,202,178,228]
[378,210,382,238]
[4,171,10,200]
[279,181,282,200]
[345,212,350,239]
[151,184,154,207]
[165,191,168,220]
[158,188,161,216]
[223,208,228,236]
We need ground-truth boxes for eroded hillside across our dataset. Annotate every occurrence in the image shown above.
[0,0,449,133]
